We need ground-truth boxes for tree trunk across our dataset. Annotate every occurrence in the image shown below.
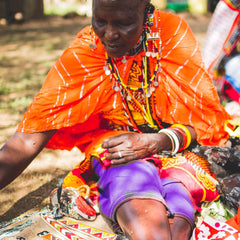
[23,0,44,20]
[0,0,44,22]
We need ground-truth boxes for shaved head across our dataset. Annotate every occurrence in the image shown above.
[92,0,149,57]
[92,0,150,10]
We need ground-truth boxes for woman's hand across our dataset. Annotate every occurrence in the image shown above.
[101,132,171,165]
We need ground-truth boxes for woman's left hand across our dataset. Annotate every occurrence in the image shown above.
[101,132,167,165]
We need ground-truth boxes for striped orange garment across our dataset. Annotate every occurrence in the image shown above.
[17,10,230,152]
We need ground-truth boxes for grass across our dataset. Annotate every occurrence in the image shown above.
[44,2,91,16]
[0,16,90,115]
[44,5,80,16]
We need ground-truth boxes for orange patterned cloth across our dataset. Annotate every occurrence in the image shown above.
[160,151,219,210]
[17,10,229,151]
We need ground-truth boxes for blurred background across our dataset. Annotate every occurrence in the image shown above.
[0,0,219,24]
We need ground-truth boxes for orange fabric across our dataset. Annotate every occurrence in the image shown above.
[226,205,240,231]
[17,10,230,151]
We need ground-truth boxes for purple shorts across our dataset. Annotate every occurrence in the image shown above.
[93,159,194,223]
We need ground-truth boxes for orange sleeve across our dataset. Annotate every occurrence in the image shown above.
[16,26,120,151]
[155,11,230,146]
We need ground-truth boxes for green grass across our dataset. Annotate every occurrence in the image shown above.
[44,3,81,16]
[0,9,91,122]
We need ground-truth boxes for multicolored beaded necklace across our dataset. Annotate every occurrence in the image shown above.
[104,7,163,132]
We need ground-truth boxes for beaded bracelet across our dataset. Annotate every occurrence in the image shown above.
[158,128,180,155]
[170,127,187,151]
[171,124,192,149]
[159,129,175,152]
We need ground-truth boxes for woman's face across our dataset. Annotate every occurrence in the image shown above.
[92,0,146,58]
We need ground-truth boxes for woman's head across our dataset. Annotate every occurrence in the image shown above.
[92,0,150,58]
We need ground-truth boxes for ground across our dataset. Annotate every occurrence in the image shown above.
[0,11,212,223]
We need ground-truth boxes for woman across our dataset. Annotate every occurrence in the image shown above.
[0,0,230,239]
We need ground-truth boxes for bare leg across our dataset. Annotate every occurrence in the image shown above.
[116,199,171,240]
[170,215,192,240]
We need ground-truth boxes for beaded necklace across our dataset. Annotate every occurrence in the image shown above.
[104,8,163,132]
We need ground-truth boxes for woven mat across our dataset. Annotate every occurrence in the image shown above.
[0,200,235,240]
[0,210,115,240]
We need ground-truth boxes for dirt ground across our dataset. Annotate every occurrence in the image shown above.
[0,11,212,223]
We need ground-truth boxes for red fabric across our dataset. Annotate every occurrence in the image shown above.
[222,80,240,102]
[160,151,219,209]
[75,196,97,217]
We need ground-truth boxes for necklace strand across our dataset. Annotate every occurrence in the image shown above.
[104,12,162,131]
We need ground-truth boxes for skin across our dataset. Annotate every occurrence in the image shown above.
[0,0,197,239]
[102,126,196,166]
[92,0,147,58]
[0,130,56,189]
[116,199,171,240]
[115,199,192,240]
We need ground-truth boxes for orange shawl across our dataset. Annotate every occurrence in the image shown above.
[17,10,230,151]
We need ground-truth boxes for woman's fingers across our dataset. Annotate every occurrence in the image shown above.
[101,132,163,164]
[102,135,124,149]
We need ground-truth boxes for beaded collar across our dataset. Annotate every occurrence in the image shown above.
[103,7,163,132]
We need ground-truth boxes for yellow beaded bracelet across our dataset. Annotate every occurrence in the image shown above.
[171,124,192,149]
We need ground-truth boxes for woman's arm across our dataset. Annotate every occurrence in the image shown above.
[0,130,56,189]
[102,125,197,165]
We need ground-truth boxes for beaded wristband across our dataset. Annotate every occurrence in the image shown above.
[171,124,191,149]
[159,130,175,152]
[170,127,187,151]
[158,128,180,155]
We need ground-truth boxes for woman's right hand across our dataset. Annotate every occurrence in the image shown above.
[101,132,172,166]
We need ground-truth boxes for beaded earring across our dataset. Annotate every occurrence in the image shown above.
[144,3,160,58]
[127,3,155,56]
[144,2,155,27]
